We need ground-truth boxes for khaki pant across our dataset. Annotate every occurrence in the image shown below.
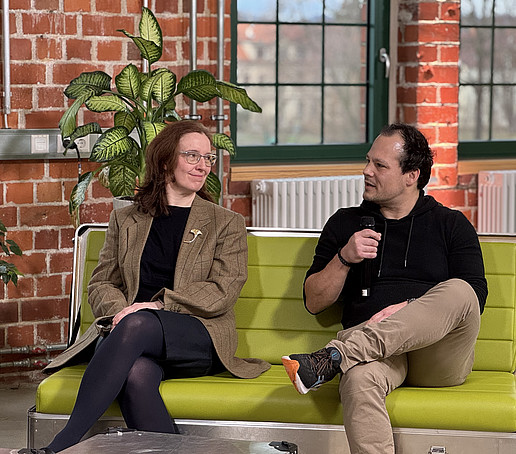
[327,279,481,454]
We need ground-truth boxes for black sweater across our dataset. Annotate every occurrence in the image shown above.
[305,192,488,329]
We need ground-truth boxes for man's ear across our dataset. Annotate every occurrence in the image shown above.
[406,169,420,186]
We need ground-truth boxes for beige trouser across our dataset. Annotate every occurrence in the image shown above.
[326,279,481,454]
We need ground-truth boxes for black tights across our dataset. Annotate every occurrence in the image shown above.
[47,311,178,452]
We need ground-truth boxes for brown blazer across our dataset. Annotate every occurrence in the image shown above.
[49,196,270,379]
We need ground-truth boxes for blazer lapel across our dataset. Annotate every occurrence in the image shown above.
[174,196,213,288]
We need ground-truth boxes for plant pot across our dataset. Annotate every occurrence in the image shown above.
[112,196,134,211]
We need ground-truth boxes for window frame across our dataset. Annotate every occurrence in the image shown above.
[230,0,390,164]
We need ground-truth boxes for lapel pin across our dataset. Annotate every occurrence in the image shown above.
[184,228,202,243]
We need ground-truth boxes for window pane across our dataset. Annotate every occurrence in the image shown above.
[495,0,516,26]
[325,0,368,24]
[492,86,516,139]
[459,85,490,141]
[237,24,276,84]
[461,0,493,26]
[324,86,366,143]
[278,0,322,23]
[237,0,277,22]
[278,25,322,84]
[237,86,276,146]
[325,26,366,83]
[493,29,516,83]
[459,27,492,83]
[278,86,321,144]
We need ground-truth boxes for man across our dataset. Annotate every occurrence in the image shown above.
[282,123,487,454]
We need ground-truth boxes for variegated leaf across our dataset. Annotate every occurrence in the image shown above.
[90,127,135,162]
[64,71,111,99]
[215,81,262,113]
[143,122,167,144]
[206,172,221,203]
[212,133,236,157]
[139,7,162,49]
[86,95,128,113]
[115,64,141,99]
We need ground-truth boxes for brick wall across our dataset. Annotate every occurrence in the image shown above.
[0,0,230,384]
[0,1,473,384]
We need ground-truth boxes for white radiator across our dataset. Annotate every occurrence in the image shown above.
[478,170,516,234]
[251,175,364,229]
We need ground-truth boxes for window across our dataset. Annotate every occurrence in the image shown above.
[459,0,516,158]
[231,0,390,163]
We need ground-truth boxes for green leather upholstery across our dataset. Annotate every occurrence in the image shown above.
[36,229,516,433]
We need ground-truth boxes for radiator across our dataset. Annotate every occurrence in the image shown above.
[251,175,364,229]
[478,170,516,234]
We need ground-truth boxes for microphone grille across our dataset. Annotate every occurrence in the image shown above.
[360,216,375,228]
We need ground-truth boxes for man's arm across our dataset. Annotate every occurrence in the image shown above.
[305,229,381,314]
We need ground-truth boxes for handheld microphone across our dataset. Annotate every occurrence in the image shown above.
[360,216,375,297]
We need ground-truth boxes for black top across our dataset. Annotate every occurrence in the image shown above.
[305,192,488,329]
[135,206,191,302]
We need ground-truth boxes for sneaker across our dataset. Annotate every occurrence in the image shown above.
[282,347,342,394]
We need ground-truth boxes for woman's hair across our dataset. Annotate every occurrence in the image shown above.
[380,123,434,189]
[134,120,215,216]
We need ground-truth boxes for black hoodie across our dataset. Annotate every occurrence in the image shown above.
[305,192,488,329]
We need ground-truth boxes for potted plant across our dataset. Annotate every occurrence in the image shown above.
[0,219,23,286]
[59,7,261,224]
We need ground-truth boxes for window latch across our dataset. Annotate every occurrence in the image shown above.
[379,48,390,79]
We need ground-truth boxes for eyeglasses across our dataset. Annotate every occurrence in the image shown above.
[179,151,218,167]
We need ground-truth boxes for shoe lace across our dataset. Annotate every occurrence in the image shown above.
[308,349,338,377]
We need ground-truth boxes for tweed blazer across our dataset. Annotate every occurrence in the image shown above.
[49,196,270,379]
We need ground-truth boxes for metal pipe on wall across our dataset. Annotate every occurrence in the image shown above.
[142,0,149,73]
[2,0,11,129]
[186,0,201,120]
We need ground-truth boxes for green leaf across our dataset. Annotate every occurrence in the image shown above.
[64,71,111,99]
[115,64,141,99]
[140,68,176,105]
[139,7,162,49]
[176,70,220,102]
[6,240,22,256]
[114,111,137,134]
[215,81,262,113]
[64,123,102,153]
[206,172,221,203]
[109,161,138,197]
[143,122,167,145]
[212,133,236,158]
[59,91,95,138]
[90,127,136,163]
[119,30,162,65]
[0,221,6,233]
[86,95,128,113]
[69,172,94,215]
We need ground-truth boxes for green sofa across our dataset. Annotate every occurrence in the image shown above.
[29,226,516,452]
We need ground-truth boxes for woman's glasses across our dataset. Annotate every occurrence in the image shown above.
[179,151,218,167]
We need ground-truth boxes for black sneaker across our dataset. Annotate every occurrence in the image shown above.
[282,347,342,394]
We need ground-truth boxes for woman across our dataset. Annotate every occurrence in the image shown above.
[40,120,270,453]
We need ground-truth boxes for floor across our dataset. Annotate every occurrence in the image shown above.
[0,385,37,451]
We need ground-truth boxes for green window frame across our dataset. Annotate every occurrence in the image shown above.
[459,0,516,159]
[230,0,390,164]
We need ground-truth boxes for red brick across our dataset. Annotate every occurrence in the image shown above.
[97,40,123,61]
[127,0,143,14]
[10,38,32,60]
[20,205,71,227]
[36,322,63,344]
[79,202,113,224]
[440,45,459,63]
[0,162,45,181]
[60,228,75,249]
[0,206,17,227]
[22,12,67,35]
[10,252,46,275]
[10,0,31,9]
[435,166,458,187]
[417,105,458,124]
[467,189,478,207]
[0,302,19,323]
[11,63,46,85]
[428,188,465,207]
[90,180,113,199]
[36,275,64,297]
[441,2,460,21]
[228,197,251,218]
[49,161,82,179]
[6,182,33,204]
[83,110,115,128]
[228,181,250,195]
[66,39,92,60]
[37,181,63,203]
[11,87,33,110]
[6,325,34,347]
[63,0,90,12]
[52,63,100,84]
[35,229,59,250]
[49,252,73,274]
[8,230,33,252]
[82,15,135,37]
[25,111,64,129]
[38,87,66,109]
[36,37,62,60]
[155,1,179,14]
[7,277,35,299]
[35,0,59,9]
[438,125,458,144]
[418,2,439,21]
[21,298,68,321]
[405,23,459,43]
[96,0,122,13]
[433,146,457,165]
[64,15,78,35]
[458,173,477,188]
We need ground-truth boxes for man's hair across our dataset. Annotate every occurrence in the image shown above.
[134,120,214,216]
[380,123,434,189]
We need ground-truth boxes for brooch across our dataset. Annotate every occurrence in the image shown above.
[184,228,203,243]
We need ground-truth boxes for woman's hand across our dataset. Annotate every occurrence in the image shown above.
[111,301,164,331]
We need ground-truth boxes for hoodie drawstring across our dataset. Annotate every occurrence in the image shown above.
[404,216,414,268]
[377,222,387,277]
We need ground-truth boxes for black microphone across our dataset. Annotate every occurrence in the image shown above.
[360,216,375,297]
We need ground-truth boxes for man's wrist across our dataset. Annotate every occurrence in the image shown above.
[337,247,353,267]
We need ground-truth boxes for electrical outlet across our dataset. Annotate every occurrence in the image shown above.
[57,135,91,156]
[31,134,49,154]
